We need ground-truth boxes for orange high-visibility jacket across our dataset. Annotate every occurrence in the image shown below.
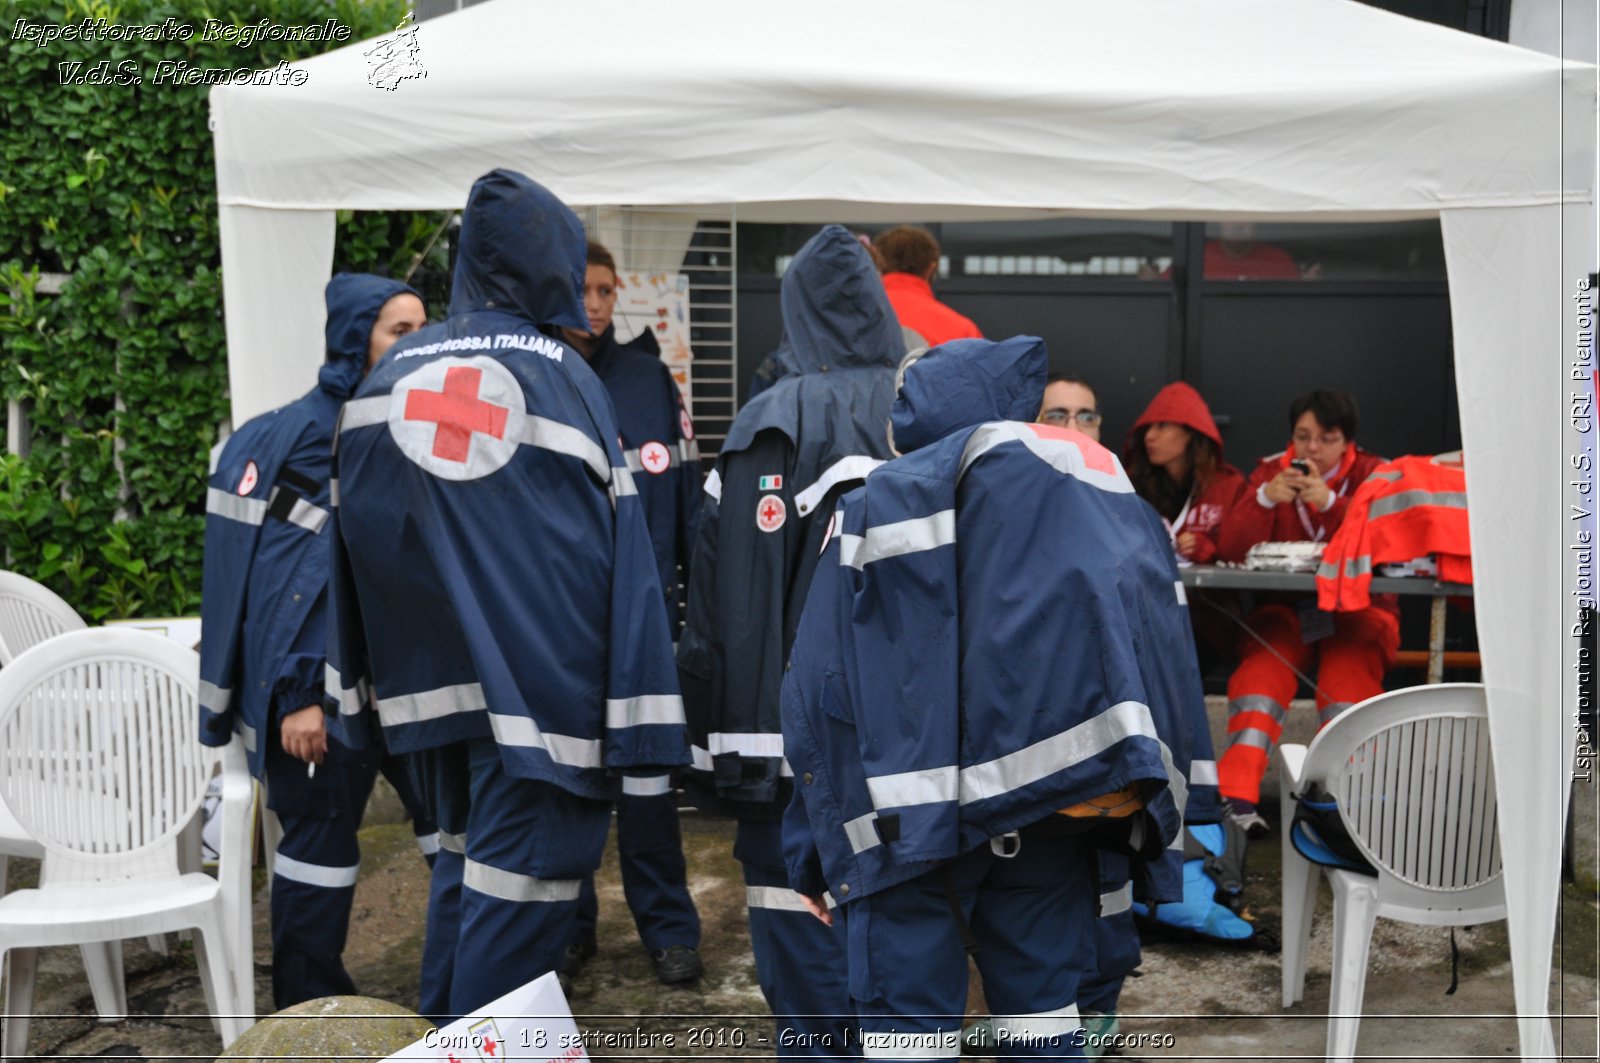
[1316,452,1471,612]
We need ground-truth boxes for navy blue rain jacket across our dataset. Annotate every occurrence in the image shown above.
[326,170,687,799]
[781,336,1212,906]
[677,225,903,818]
[199,273,420,776]
[587,326,701,628]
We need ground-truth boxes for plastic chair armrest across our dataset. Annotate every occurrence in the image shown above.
[1278,743,1309,795]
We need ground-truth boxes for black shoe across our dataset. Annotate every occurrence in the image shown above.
[560,934,597,978]
[650,945,704,985]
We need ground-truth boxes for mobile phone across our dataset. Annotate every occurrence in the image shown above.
[1290,459,1311,475]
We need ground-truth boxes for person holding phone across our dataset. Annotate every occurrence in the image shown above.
[1214,390,1396,835]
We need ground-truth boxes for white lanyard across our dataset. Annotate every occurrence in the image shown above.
[1293,470,1350,541]
[1166,486,1196,545]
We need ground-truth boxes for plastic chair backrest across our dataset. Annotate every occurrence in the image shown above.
[1301,683,1500,893]
[0,571,88,666]
[0,628,211,884]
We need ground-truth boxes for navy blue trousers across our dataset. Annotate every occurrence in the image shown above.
[842,832,1097,1062]
[1077,851,1139,1016]
[738,819,860,1059]
[573,773,700,952]
[412,738,611,1022]
[267,737,436,1010]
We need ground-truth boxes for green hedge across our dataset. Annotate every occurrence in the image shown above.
[1,0,448,619]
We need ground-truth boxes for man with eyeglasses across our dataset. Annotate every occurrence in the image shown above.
[1215,389,1396,835]
[1037,373,1103,440]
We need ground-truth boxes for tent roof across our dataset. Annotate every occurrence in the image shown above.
[210,0,1593,222]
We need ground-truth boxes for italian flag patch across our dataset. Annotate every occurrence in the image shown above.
[759,474,783,490]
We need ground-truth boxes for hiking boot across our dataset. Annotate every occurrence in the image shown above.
[560,933,597,979]
[650,945,704,985]
[1227,798,1270,838]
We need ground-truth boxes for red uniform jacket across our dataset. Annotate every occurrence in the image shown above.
[881,273,982,346]
[1217,444,1388,563]
[1316,452,1471,612]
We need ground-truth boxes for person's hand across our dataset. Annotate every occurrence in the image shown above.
[1264,469,1301,505]
[1296,465,1332,511]
[280,705,328,764]
[1174,530,1199,558]
[799,893,833,927]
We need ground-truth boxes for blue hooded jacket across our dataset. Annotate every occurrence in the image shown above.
[781,336,1212,905]
[325,170,687,798]
[677,225,903,818]
[199,273,420,776]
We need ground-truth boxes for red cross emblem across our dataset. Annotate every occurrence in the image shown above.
[403,366,509,462]
[1027,423,1118,475]
[640,440,672,475]
[481,1037,497,1058]
[756,493,786,533]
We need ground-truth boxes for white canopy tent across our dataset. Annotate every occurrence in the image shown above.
[210,0,1594,1051]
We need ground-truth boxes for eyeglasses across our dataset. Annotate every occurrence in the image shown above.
[1039,408,1102,429]
[1293,430,1346,448]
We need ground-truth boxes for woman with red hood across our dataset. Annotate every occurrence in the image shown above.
[1213,390,1398,835]
[1124,382,1245,565]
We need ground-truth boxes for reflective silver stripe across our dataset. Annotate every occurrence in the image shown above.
[1368,469,1404,483]
[1228,695,1287,725]
[1368,489,1469,520]
[488,712,603,769]
[842,510,957,570]
[793,456,884,516]
[274,852,360,889]
[702,732,784,758]
[678,439,701,465]
[868,764,958,811]
[959,700,1159,807]
[416,832,441,857]
[861,1030,960,1058]
[237,719,257,754]
[1318,701,1353,726]
[339,396,389,431]
[623,444,687,473]
[606,693,686,730]
[206,487,268,526]
[745,885,836,912]
[463,858,582,903]
[837,533,864,569]
[439,831,467,855]
[326,663,368,717]
[992,1002,1081,1042]
[1156,737,1189,819]
[1229,728,1275,752]
[1318,556,1373,581]
[621,774,673,797]
[283,494,330,535]
[1174,580,1187,606]
[960,422,1133,494]
[379,681,485,725]
[610,466,638,502]
[199,680,233,716]
[516,416,609,482]
[329,478,339,506]
[1190,759,1219,786]
[843,811,882,854]
[1100,882,1133,917]
[704,468,722,501]
[690,741,794,777]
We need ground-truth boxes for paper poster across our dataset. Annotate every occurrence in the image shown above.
[386,972,588,1062]
[613,271,694,404]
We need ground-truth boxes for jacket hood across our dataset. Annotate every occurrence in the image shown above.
[768,225,903,379]
[319,273,421,399]
[446,169,588,331]
[889,336,1047,454]
[1128,382,1223,451]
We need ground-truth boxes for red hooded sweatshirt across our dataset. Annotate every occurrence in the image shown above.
[1125,382,1245,564]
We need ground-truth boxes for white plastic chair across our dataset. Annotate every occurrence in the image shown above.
[1278,683,1509,1063]
[0,628,254,1054]
[0,571,87,666]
